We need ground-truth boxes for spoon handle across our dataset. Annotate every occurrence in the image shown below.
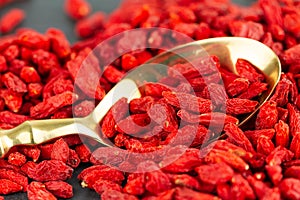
[0,117,102,157]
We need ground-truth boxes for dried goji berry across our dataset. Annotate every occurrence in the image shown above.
[231,174,255,199]
[290,133,300,159]
[0,111,30,126]
[226,98,258,116]
[17,30,50,50]
[175,186,220,200]
[75,12,106,38]
[170,174,200,190]
[44,181,73,199]
[247,175,272,199]
[30,160,73,182]
[265,165,282,185]
[275,120,290,148]
[0,169,28,192]
[266,146,294,166]
[27,83,43,98]
[67,149,80,168]
[216,183,231,200]
[30,91,78,119]
[0,55,7,72]
[145,170,172,195]
[257,136,275,156]
[92,179,122,195]
[8,151,26,166]
[78,164,124,188]
[161,148,202,173]
[279,178,300,200]
[27,181,56,200]
[3,44,19,61]
[2,72,27,93]
[238,82,268,100]
[255,100,278,129]
[103,65,124,84]
[50,138,70,163]
[162,91,212,114]
[121,53,139,71]
[205,149,249,172]
[38,144,53,160]
[224,123,254,152]
[244,129,275,147]
[75,144,91,162]
[147,101,178,132]
[73,100,94,117]
[31,49,59,74]
[19,146,40,162]
[0,179,23,195]
[229,21,265,40]
[287,103,300,137]
[64,0,91,20]
[46,28,71,59]
[195,162,234,185]
[0,9,25,34]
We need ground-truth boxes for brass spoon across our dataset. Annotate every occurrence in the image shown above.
[0,37,281,157]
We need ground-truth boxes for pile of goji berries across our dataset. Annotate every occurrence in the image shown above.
[1,0,300,199]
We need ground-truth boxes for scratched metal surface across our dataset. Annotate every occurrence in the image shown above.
[1,0,255,199]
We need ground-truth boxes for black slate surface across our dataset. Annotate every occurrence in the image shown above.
[0,0,256,199]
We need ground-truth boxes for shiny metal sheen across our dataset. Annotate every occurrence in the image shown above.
[0,37,281,157]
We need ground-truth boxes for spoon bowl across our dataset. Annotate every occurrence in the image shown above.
[0,37,281,157]
[145,37,281,126]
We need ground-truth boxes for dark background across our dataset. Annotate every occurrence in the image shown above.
[1,0,256,43]
[0,0,255,199]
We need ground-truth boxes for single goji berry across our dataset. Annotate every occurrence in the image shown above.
[75,144,91,162]
[7,151,26,166]
[3,44,19,61]
[255,100,278,129]
[287,103,300,137]
[145,170,172,195]
[30,91,78,119]
[161,148,202,173]
[67,149,80,168]
[244,129,275,147]
[2,72,27,93]
[78,164,124,188]
[0,9,25,34]
[44,181,73,199]
[27,181,56,200]
[19,66,41,83]
[64,0,91,20]
[0,111,30,126]
[170,174,200,190]
[224,123,254,152]
[162,91,213,114]
[279,178,300,200]
[257,136,275,156]
[75,12,106,38]
[92,179,122,195]
[0,179,23,195]
[121,53,139,71]
[195,162,234,185]
[73,100,94,117]
[30,160,73,182]
[0,168,28,192]
[226,98,258,116]
[46,28,71,59]
[123,174,145,195]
